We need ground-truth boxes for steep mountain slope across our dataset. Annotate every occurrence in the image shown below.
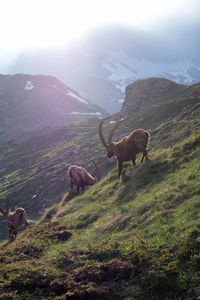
[0,78,200,298]
[0,118,199,299]
[0,78,199,242]
[0,74,107,140]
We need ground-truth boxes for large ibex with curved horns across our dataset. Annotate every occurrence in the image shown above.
[0,199,30,239]
[99,119,150,178]
[67,161,100,192]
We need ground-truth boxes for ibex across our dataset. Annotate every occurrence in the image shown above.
[99,119,150,178]
[0,199,30,239]
[67,161,100,192]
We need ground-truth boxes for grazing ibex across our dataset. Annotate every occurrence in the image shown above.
[99,119,150,178]
[67,161,100,192]
[0,199,30,239]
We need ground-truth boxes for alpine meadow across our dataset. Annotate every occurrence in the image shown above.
[0,76,200,299]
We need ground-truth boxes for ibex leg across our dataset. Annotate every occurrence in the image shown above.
[117,160,123,178]
[136,145,149,162]
[140,154,145,163]
[132,156,136,166]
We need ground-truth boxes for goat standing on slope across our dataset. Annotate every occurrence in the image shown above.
[67,161,100,192]
[99,119,150,178]
[0,199,30,239]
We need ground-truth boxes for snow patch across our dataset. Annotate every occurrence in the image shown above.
[118,98,124,104]
[68,111,102,115]
[102,61,134,83]
[115,84,126,93]
[67,90,88,104]
[102,50,196,84]
[25,81,34,90]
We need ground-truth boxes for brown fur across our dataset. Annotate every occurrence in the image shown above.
[99,120,150,178]
[67,162,100,192]
[0,201,30,239]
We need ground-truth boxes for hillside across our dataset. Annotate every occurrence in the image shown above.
[0,121,199,299]
[0,78,200,298]
[0,79,200,240]
[0,74,107,141]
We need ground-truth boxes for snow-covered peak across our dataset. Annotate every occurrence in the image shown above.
[102,50,197,85]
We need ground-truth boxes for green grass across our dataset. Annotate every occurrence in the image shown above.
[0,94,200,298]
[0,129,199,299]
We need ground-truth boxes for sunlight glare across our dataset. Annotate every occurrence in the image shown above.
[0,0,198,50]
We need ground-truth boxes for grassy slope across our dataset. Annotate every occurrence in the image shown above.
[0,97,200,299]
[0,120,115,240]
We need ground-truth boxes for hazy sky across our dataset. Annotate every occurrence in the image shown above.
[0,0,199,50]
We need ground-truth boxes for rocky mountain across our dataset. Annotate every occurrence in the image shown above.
[64,32,200,114]
[0,74,107,140]
[3,26,200,114]
[121,77,200,116]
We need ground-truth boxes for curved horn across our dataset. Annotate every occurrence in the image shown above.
[108,119,124,145]
[93,161,100,182]
[99,121,108,149]
[6,198,9,213]
[0,206,5,216]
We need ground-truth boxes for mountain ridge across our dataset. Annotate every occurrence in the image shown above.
[0,74,107,141]
[3,26,200,114]
[121,77,188,115]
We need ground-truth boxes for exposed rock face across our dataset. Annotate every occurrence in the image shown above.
[121,78,184,116]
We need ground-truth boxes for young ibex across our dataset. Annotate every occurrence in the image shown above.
[0,199,30,239]
[99,119,150,178]
[67,161,100,192]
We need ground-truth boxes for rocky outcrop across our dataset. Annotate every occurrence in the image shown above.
[121,78,185,116]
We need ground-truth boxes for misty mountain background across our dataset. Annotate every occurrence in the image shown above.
[1,22,200,114]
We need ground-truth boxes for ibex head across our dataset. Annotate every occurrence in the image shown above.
[99,120,123,158]
[0,199,14,238]
[0,199,10,219]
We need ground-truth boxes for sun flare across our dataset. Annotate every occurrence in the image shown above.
[0,0,198,50]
